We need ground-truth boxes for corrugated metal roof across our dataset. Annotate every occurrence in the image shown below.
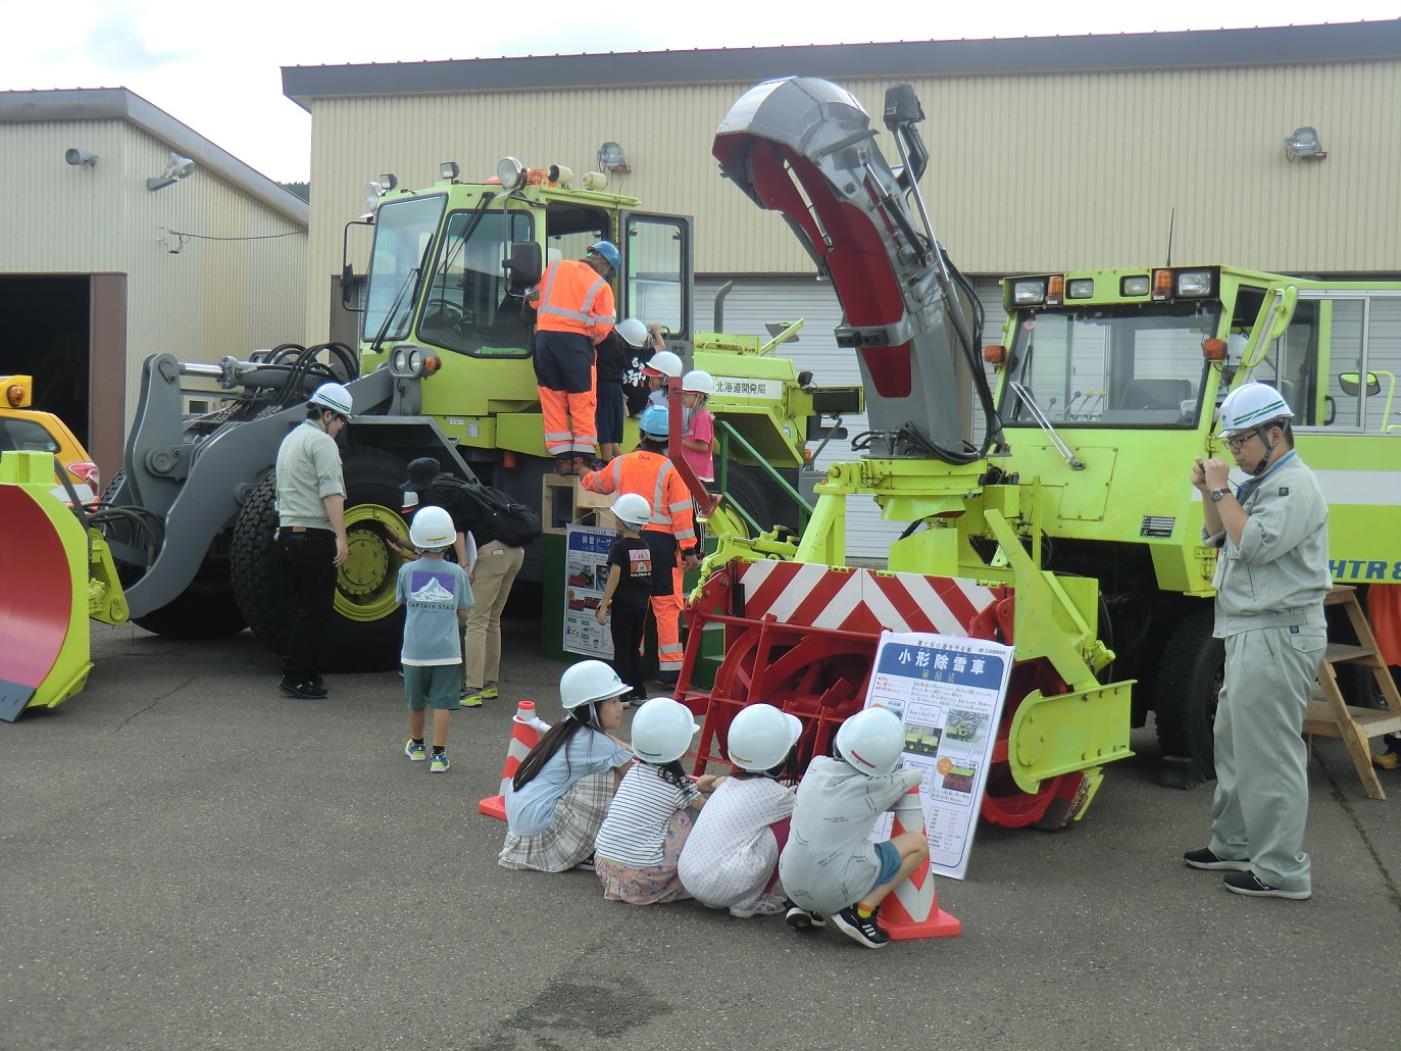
[0,88,309,226]
[282,20,1401,108]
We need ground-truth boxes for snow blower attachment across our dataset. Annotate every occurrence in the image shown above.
[0,451,127,721]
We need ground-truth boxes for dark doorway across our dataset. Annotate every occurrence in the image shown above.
[0,277,90,445]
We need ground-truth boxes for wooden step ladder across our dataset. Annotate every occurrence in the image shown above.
[1304,586,1401,800]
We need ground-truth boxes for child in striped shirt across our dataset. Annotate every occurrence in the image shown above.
[595,698,724,905]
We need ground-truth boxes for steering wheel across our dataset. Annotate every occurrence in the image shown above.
[423,298,473,329]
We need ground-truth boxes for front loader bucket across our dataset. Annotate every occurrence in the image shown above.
[0,451,93,721]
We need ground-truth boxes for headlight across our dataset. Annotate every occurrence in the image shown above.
[496,156,525,191]
[407,347,423,375]
[1012,279,1046,305]
[1121,275,1150,296]
[1177,270,1213,297]
[391,346,408,371]
[388,343,426,378]
[1067,278,1094,299]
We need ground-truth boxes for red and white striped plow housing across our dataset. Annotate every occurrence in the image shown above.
[734,560,995,637]
[879,785,962,940]
[477,700,549,821]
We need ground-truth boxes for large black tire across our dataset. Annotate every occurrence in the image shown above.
[722,464,801,536]
[231,447,409,672]
[1152,606,1224,775]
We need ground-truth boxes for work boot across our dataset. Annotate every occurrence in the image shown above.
[553,457,575,476]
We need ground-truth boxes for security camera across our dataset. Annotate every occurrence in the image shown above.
[65,148,97,168]
[147,152,197,191]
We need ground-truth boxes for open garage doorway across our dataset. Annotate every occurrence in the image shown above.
[0,274,126,478]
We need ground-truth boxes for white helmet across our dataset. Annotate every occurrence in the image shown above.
[559,659,630,710]
[726,703,803,772]
[630,697,700,764]
[310,381,353,418]
[835,706,906,777]
[681,369,715,395]
[643,349,683,379]
[408,505,455,550]
[1217,382,1293,437]
[612,493,651,527]
[616,318,649,348]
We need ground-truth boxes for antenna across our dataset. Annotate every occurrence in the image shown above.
[1165,206,1176,268]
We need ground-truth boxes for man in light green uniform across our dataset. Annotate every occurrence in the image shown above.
[1184,383,1330,900]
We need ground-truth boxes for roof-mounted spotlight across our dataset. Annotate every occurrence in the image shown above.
[439,162,459,182]
[378,172,398,191]
[495,156,526,191]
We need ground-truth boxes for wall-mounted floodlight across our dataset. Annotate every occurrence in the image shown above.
[1284,127,1327,161]
[147,152,195,191]
[65,148,97,168]
[597,141,630,173]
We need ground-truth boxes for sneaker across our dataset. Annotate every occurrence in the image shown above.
[429,752,450,773]
[784,903,826,931]
[730,895,787,919]
[481,683,500,700]
[1183,847,1252,872]
[1373,751,1401,771]
[832,905,891,949]
[279,676,327,699]
[1223,870,1310,900]
[574,854,597,873]
[404,739,426,762]
[459,689,486,708]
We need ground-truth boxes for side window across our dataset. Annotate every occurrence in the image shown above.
[0,418,61,453]
[625,216,688,339]
[1364,298,1401,433]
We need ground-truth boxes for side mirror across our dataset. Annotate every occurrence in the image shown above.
[503,241,542,292]
[339,263,361,312]
[1338,372,1381,397]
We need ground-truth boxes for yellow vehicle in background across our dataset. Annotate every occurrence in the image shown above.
[0,375,100,503]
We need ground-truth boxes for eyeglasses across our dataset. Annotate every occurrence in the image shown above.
[1225,433,1255,451]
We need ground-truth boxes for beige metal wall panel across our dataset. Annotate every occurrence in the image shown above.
[303,60,1401,340]
[3,120,307,424]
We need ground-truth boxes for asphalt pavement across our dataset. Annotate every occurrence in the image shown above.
[3,619,1399,1050]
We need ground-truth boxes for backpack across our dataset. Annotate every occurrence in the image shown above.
[433,476,541,548]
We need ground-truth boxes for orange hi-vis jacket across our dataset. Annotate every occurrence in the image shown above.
[581,450,696,547]
[534,260,616,343]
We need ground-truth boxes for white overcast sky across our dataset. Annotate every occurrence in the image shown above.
[5,1,1397,183]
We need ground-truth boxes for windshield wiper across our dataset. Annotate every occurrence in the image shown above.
[369,264,422,356]
[1007,380,1085,470]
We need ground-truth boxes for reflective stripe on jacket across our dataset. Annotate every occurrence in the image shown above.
[534,260,616,342]
[580,450,695,544]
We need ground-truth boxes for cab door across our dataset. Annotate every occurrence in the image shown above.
[620,212,693,360]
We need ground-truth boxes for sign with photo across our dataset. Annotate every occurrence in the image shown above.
[562,524,616,658]
[864,630,1014,880]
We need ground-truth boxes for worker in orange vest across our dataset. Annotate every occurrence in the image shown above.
[527,240,618,474]
[581,405,697,687]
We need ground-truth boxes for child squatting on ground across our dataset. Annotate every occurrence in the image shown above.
[397,506,474,773]
[778,706,930,949]
[677,703,803,918]
[594,698,725,905]
[678,370,715,484]
[594,493,653,703]
[498,660,634,873]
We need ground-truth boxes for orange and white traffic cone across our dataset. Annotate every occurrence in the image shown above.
[477,700,550,820]
[878,784,961,940]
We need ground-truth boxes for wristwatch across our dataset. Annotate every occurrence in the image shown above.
[1209,488,1231,503]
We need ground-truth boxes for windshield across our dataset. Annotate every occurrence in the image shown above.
[362,195,445,344]
[419,208,534,356]
[1004,302,1220,427]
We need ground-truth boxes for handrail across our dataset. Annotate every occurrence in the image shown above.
[714,419,814,533]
